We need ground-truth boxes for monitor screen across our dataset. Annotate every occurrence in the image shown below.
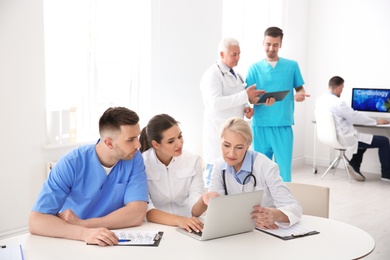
[351,88,390,113]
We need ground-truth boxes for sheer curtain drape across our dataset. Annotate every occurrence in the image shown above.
[44,0,151,145]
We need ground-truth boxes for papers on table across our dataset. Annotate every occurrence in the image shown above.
[113,230,163,246]
[256,223,319,240]
[0,245,24,260]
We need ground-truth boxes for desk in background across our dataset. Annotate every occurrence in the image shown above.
[0,215,375,260]
[312,121,390,174]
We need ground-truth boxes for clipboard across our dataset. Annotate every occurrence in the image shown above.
[87,231,164,247]
[257,90,290,104]
[256,224,319,240]
[115,231,164,247]
[0,245,24,260]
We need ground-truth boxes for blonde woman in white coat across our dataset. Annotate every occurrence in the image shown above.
[204,117,302,230]
[140,114,207,233]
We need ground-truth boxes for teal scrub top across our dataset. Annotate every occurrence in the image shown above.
[246,58,304,127]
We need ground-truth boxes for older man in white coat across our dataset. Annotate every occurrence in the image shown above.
[200,38,273,187]
[315,76,390,181]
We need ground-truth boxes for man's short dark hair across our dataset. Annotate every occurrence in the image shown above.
[264,27,284,40]
[99,107,139,134]
[328,76,344,90]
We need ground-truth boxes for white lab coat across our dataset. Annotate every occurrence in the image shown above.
[209,151,302,228]
[200,60,249,165]
[143,149,204,217]
[315,92,376,153]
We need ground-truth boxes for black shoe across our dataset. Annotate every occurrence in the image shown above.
[349,163,360,173]
[347,164,366,181]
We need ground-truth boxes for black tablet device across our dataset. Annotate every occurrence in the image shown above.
[257,90,290,104]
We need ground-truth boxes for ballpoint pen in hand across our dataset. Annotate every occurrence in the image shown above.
[118,239,131,243]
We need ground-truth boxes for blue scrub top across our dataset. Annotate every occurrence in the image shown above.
[32,144,148,219]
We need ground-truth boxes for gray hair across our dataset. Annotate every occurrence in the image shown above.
[220,117,252,145]
[218,37,240,53]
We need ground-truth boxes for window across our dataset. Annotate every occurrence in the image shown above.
[44,0,151,145]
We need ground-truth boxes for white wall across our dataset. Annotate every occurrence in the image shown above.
[283,0,310,166]
[304,0,390,173]
[149,0,223,156]
[0,0,76,238]
[1,0,389,238]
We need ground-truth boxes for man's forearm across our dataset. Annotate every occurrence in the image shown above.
[83,201,147,229]
[29,211,87,241]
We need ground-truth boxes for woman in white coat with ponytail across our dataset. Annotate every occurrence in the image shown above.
[140,114,208,234]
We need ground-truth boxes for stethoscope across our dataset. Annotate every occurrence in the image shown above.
[216,63,245,85]
[222,167,257,195]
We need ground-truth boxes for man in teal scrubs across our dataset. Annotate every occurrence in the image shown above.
[246,27,309,182]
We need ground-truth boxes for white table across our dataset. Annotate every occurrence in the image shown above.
[0,215,375,260]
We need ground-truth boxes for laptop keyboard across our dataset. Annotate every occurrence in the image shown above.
[190,228,203,236]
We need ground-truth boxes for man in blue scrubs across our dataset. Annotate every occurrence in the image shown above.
[246,27,309,182]
[29,107,149,246]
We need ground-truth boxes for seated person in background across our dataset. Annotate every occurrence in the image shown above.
[29,107,149,246]
[140,114,207,233]
[204,117,302,230]
[315,76,390,182]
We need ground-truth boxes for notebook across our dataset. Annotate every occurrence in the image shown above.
[176,190,263,241]
[257,90,290,103]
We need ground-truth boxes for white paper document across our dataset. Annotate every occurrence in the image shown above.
[256,223,319,240]
[0,245,24,260]
[113,230,162,245]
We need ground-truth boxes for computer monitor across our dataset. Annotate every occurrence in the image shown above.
[351,88,390,113]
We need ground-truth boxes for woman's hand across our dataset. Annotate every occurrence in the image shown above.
[202,191,220,205]
[177,216,204,233]
[251,206,288,230]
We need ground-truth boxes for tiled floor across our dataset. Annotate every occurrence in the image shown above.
[292,164,390,259]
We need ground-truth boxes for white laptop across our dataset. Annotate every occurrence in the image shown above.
[176,190,263,241]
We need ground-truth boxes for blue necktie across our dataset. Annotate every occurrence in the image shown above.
[230,69,236,78]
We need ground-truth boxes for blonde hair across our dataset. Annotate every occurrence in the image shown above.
[220,117,252,145]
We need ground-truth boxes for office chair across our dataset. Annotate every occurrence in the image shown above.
[314,109,352,182]
[286,182,330,218]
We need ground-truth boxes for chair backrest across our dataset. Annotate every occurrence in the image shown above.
[314,109,345,150]
[286,182,330,218]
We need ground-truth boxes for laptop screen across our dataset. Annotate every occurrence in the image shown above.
[351,88,390,113]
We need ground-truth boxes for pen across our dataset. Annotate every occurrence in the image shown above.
[1,245,6,248]
[118,239,131,242]
[291,231,317,238]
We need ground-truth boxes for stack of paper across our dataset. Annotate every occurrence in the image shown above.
[0,245,24,260]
